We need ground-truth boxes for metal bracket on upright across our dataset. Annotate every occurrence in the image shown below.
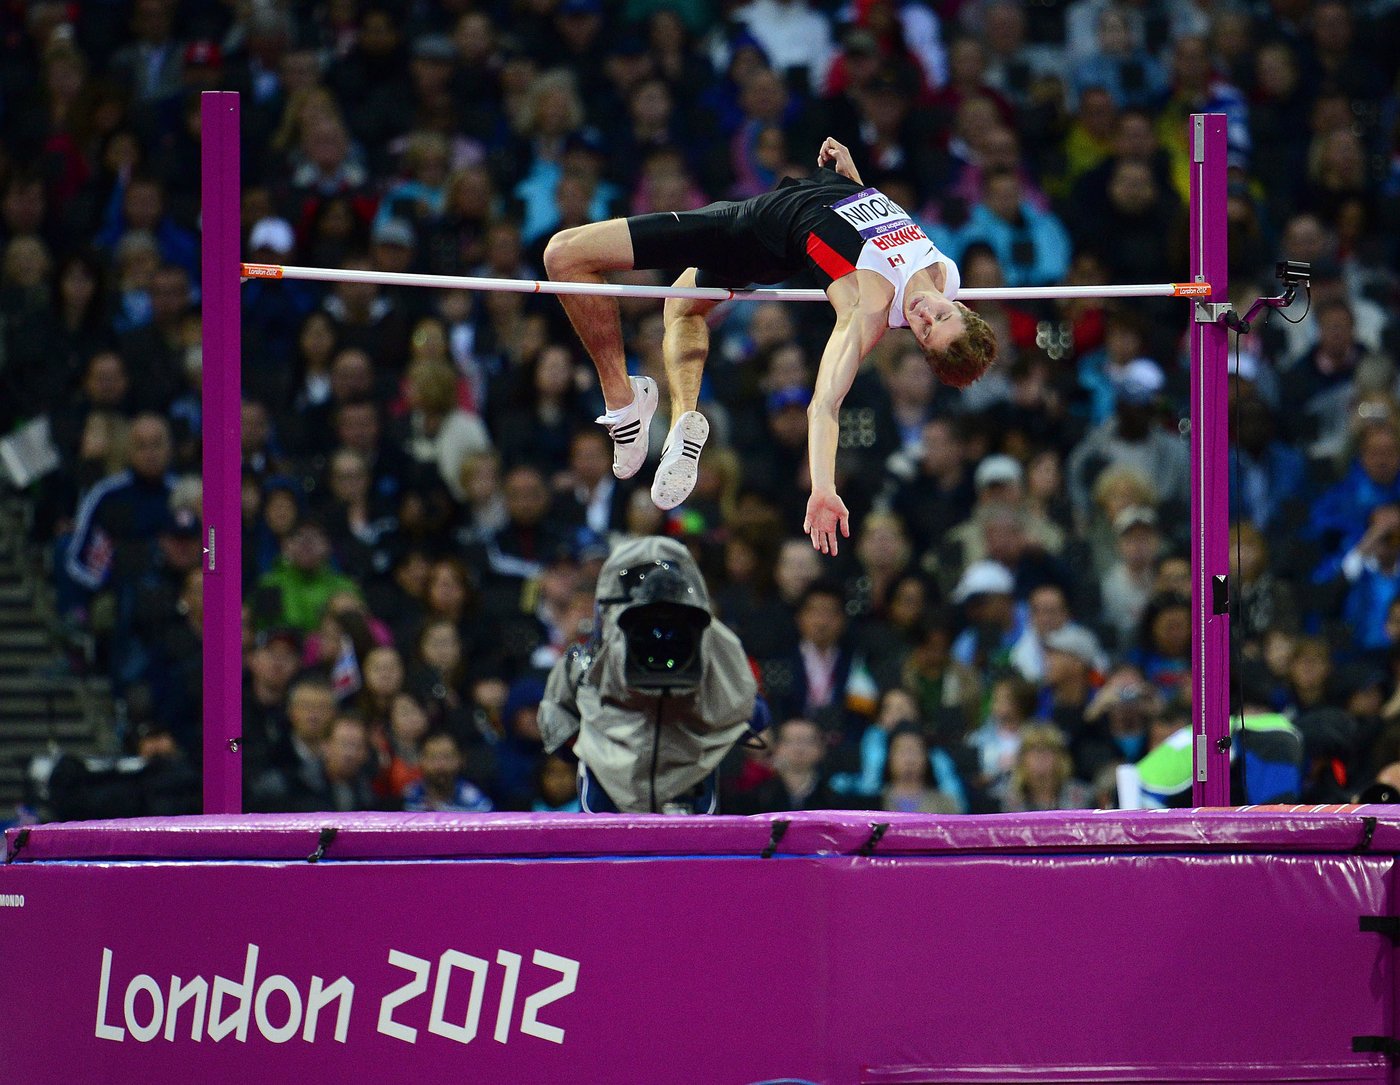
[1195,301,1233,325]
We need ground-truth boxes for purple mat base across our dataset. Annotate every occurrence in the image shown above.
[7,805,1399,862]
[3,809,1397,1085]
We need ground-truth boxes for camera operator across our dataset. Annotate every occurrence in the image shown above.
[540,536,760,814]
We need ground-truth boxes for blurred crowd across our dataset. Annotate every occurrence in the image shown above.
[5,0,1400,819]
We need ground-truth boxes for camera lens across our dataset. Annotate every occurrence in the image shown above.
[635,625,695,672]
[618,600,709,688]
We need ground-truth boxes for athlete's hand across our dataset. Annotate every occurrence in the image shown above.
[817,137,859,183]
[804,488,850,556]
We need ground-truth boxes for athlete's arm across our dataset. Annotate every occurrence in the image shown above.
[804,275,888,555]
[817,137,863,186]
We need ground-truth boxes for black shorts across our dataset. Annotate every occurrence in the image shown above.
[628,188,864,291]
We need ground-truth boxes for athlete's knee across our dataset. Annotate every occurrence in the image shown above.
[664,297,711,324]
[663,270,712,324]
[546,221,632,280]
[544,225,609,279]
[543,228,586,280]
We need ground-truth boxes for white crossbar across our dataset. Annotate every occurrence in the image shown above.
[241,263,1210,303]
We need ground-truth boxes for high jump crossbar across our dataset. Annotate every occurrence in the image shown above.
[240,262,1211,304]
[202,93,1232,813]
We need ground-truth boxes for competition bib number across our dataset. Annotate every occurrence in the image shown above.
[830,188,929,267]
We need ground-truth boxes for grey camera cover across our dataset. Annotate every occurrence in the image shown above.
[539,536,757,812]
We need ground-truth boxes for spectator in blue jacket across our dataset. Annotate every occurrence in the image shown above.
[1309,421,1400,582]
[96,175,199,282]
[1339,505,1400,655]
[955,168,1070,288]
[1070,10,1166,110]
[1228,392,1308,534]
[63,413,175,599]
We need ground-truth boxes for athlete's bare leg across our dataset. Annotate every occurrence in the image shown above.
[543,219,636,411]
[661,268,718,420]
[650,268,718,510]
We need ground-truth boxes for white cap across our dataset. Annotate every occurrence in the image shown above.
[248,217,295,256]
[1114,357,1165,404]
[974,454,1023,491]
[1042,624,1103,668]
[951,560,1015,604]
[1113,505,1158,534]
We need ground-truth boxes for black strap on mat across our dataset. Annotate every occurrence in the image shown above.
[1353,1036,1400,1056]
[307,827,338,863]
[760,819,789,859]
[3,828,29,864]
[1354,816,1379,854]
[1359,916,1400,943]
[857,822,890,857]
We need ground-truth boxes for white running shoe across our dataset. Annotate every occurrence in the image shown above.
[596,376,658,480]
[651,411,709,510]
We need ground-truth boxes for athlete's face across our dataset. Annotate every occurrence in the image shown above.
[906,292,966,354]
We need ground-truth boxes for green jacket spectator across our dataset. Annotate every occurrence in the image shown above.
[255,520,361,632]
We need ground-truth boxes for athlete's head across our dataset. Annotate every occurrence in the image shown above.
[904,291,997,388]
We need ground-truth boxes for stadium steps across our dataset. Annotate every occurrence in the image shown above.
[0,498,114,813]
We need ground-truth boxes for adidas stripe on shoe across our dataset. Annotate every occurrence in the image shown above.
[651,410,709,510]
[596,376,658,480]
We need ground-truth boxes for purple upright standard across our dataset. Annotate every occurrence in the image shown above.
[1189,114,1230,806]
[200,92,243,813]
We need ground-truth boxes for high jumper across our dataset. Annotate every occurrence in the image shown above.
[542,135,996,556]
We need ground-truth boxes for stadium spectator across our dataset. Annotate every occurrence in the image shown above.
[733,716,844,813]
[248,675,337,812]
[979,0,1059,114]
[1071,157,1182,290]
[357,644,406,736]
[887,416,975,558]
[63,412,174,602]
[1284,636,1335,717]
[1127,592,1192,698]
[533,755,583,812]
[1037,623,1102,739]
[255,517,362,633]
[881,722,960,814]
[1011,582,1102,684]
[949,559,1023,680]
[955,168,1071,289]
[965,673,1036,793]
[1076,661,1159,781]
[402,730,494,812]
[378,691,431,801]
[1338,505,1400,656]
[1067,359,1187,528]
[1070,7,1166,111]
[316,715,380,812]
[1230,522,1300,653]
[1228,390,1308,534]
[729,0,834,93]
[492,343,598,475]
[1309,421,1400,580]
[994,723,1092,812]
[1100,505,1163,650]
[767,581,862,742]
[396,357,492,502]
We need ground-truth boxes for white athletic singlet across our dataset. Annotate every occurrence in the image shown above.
[827,187,960,329]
